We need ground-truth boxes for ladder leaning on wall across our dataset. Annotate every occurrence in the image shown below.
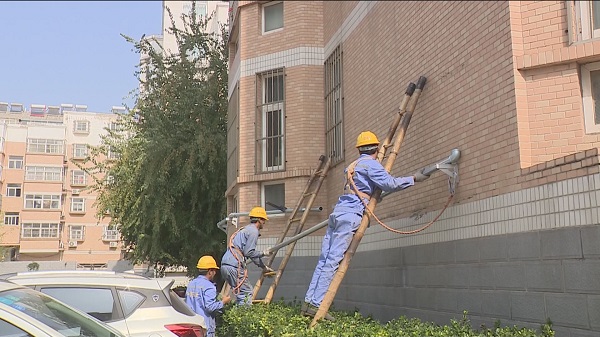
[251,154,332,303]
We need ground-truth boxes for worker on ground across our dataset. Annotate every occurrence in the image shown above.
[302,131,431,321]
[221,206,274,305]
[185,255,231,337]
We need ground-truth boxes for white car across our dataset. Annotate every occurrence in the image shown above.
[3,270,206,337]
[0,280,125,337]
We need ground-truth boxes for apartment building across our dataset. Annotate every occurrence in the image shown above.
[0,102,122,269]
[161,0,229,55]
[227,1,600,335]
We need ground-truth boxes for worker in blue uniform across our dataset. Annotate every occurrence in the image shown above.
[185,255,231,337]
[302,131,431,320]
[221,206,274,305]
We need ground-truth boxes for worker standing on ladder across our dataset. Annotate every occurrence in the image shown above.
[302,131,431,320]
[221,206,274,305]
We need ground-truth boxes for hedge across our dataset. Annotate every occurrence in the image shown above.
[216,300,554,337]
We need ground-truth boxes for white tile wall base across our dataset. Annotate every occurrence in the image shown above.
[258,173,600,256]
[242,46,324,78]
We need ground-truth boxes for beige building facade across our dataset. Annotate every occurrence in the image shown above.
[0,103,123,269]
[227,1,600,335]
[162,0,229,55]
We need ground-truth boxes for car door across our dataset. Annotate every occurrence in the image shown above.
[0,306,56,337]
[36,286,130,336]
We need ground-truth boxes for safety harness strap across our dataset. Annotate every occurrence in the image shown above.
[344,158,371,200]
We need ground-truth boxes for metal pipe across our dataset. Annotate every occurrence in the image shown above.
[264,150,462,250]
[422,148,461,176]
[266,219,329,253]
[380,148,460,200]
[216,207,324,232]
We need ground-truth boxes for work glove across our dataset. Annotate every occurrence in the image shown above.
[262,249,273,257]
[414,169,431,182]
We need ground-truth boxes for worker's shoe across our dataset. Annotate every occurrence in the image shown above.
[300,302,309,314]
[301,303,335,322]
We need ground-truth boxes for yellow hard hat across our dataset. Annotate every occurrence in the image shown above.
[196,256,219,270]
[249,206,269,220]
[355,131,380,148]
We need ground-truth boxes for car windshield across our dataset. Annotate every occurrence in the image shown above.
[0,287,122,337]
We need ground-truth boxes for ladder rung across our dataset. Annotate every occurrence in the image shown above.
[252,299,266,304]
[289,218,301,223]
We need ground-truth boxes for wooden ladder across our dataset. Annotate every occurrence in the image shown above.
[251,154,332,304]
[310,77,428,326]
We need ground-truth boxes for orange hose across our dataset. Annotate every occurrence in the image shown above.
[227,228,248,295]
[348,173,453,235]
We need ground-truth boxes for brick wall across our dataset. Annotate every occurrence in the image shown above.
[324,1,518,219]
[229,1,328,238]
[239,1,323,60]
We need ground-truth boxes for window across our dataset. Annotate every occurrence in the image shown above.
[263,182,285,211]
[40,287,117,322]
[71,197,85,213]
[325,45,344,165]
[73,144,88,158]
[4,212,19,226]
[0,320,30,337]
[25,166,63,181]
[70,225,85,240]
[263,1,283,33]
[73,120,90,133]
[570,1,600,42]
[108,146,120,160]
[183,2,207,21]
[103,226,119,241]
[105,174,115,185]
[8,155,23,169]
[256,68,285,172]
[581,61,600,133]
[6,183,22,197]
[108,122,120,132]
[27,138,64,154]
[118,289,145,318]
[24,194,61,209]
[72,170,87,186]
[21,223,59,238]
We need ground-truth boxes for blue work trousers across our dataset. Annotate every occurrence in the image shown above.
[221,264,252,305]
[305,212,362,307]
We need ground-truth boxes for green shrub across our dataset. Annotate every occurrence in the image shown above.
[217,302,554,337]
[27,262,39,271]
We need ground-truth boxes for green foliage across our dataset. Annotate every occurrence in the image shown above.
[74,4,229,275]
[217,303,555,337]
[27,262,39,271]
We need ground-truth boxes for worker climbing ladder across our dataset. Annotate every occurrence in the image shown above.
[251,155,332,303]
[309,76,431,326]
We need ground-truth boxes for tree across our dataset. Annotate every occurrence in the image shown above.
[78,5,229,276]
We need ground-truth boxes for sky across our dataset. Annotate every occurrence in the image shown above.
[0,1,163,113]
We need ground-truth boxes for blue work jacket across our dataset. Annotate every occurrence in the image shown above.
[185,275,223,336]
[335,154,414,215]
[221,224,266,269]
